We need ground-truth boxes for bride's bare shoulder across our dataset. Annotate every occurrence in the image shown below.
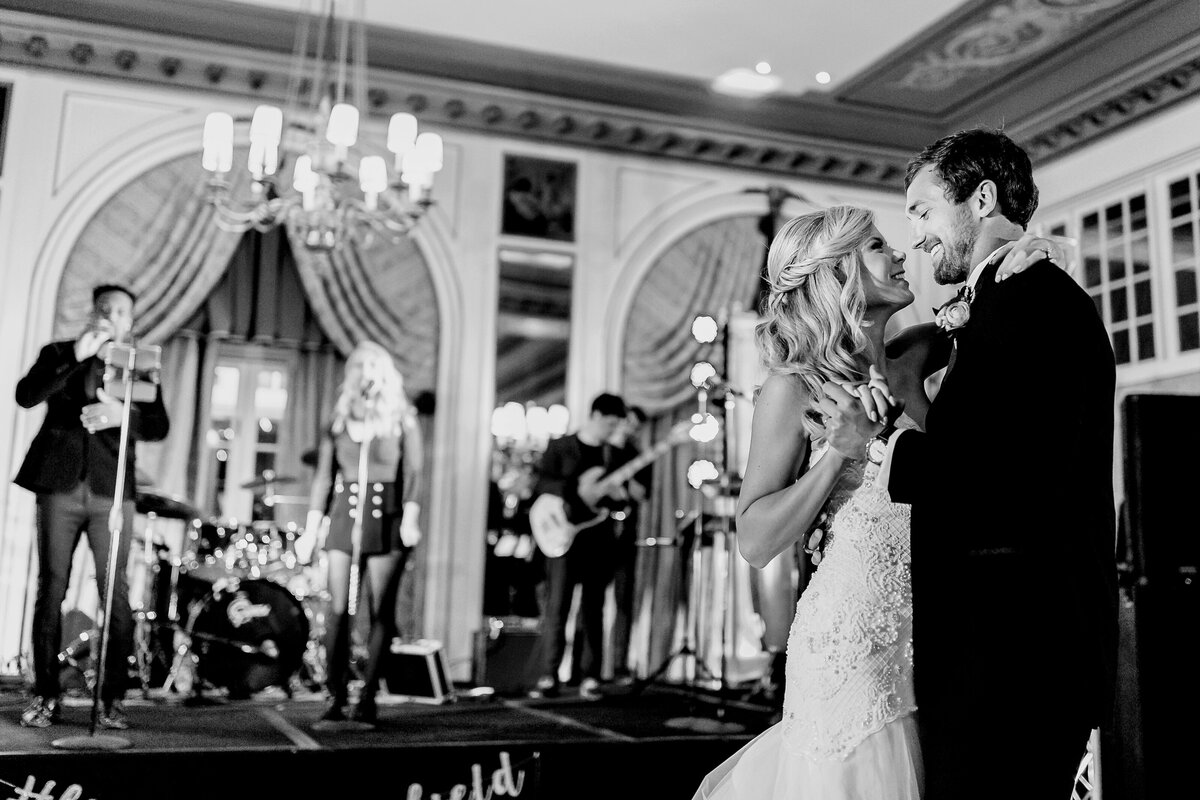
[757,373,810,405]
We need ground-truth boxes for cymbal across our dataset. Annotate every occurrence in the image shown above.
[240,472,299,491]
[135,489,200,520]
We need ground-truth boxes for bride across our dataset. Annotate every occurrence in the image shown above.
[693,205,1047,799]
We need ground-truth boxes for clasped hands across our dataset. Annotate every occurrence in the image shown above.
[805,366,900,564]
[814,364,899,462]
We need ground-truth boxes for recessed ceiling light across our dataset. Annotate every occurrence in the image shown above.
[713,67,783,98]
[815,71,832,85]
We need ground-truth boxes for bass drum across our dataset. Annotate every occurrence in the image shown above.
[186,579,309,696]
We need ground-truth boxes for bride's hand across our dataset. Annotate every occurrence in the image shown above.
[993,233,1065,282]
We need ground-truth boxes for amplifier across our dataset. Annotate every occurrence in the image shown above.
[473,616,542,697]
[383,638,454,704]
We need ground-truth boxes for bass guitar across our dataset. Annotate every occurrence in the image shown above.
[530,420,692,558]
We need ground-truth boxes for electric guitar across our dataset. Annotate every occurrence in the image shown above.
[530,420,692,558]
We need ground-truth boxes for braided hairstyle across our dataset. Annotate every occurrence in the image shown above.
[755,205,876,436]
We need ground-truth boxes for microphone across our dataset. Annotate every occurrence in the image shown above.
[702,376,750,400]
[360,378,377,398]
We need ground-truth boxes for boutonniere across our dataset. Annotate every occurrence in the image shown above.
[933,284,975,333]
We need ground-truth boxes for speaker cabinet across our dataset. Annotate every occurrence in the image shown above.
[1121,393,1199,579]
[1103,393,1200,800]
[473,617,542,696]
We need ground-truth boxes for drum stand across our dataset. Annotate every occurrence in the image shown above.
[54,342,158,750]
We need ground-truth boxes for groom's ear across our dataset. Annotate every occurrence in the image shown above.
[971,179,1000,219]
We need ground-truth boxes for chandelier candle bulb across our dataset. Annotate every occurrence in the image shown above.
[359,156,388,194]
[249,105,283,146]
[292,155,316,193]
[201,112,234,173]
[387,112,418,155]
[325,102,359,149]
[415,132,444,172]
[247,141,279,182]
[198,0,439,250]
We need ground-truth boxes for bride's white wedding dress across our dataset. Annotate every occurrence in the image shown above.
[694,419,922,800]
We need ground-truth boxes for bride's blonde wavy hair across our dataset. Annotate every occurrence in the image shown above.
[756,206,875,435]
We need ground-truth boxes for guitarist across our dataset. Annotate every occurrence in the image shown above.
[571,405,650,686]
[528,393,631,700]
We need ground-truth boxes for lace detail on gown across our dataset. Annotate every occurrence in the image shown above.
[780,417,916,761]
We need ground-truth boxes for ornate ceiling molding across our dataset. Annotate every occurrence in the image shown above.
[0,10,913,191]
[2,0,1197,182]
[894,0,1135,94]
[1017,53,1200,161]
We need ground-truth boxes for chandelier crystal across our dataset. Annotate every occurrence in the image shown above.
[200,0,442,251]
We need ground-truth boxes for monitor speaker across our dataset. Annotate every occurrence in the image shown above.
[1120,393,1198,578]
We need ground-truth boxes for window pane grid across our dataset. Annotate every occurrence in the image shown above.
[1077,194,1154,364]
[1167,172,1200,352]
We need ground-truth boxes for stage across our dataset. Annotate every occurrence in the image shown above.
[0,681,773,800]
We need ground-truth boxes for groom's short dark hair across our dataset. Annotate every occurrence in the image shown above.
[905,127,1039,229]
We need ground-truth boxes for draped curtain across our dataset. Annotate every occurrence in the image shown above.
[620,216,767,678]
[54,151,440,500]
[55,152,441,637]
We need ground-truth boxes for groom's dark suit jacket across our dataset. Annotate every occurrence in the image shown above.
[14,339,169,501]
[889,259,1117,744]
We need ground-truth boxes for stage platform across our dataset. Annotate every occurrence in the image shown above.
[0,682,774,800]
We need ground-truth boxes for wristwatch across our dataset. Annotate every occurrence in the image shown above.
[865,435,889,465]
[864,423,896,466]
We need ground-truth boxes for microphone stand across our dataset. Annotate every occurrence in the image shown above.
[348,415,373,620]
[54,342,158,750]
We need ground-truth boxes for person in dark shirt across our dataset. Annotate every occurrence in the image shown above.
[571,404,650,684]
[528,392,628,700]
[14,284,169,729]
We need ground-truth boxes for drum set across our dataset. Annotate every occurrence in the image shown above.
[72,473,331,700]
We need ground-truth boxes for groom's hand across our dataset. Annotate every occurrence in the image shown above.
[804,512,828,565]
[839,365,901,428]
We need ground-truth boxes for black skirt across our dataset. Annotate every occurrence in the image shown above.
[324,480,402,555]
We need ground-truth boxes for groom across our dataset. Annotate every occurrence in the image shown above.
[825,128,1118,799]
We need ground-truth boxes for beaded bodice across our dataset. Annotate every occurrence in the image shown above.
[780,418,916,760]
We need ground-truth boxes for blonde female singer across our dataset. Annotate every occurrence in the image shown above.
[303,341,423,725]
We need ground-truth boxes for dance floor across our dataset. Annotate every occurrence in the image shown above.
[0,681,773,800]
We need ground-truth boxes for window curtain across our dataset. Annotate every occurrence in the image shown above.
[53,154,244,344]
[50,155,440,641]
[154,228,342,518]
[621,216,764,413]
[289,224,439,396]
[621,216,766,678]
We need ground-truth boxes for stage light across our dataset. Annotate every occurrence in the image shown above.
[692,315,719,344]
[687,459,719,489]
[690,413,720,443]
[690,361,717,388]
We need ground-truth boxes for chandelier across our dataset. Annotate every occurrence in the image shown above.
[199,0,443,251]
